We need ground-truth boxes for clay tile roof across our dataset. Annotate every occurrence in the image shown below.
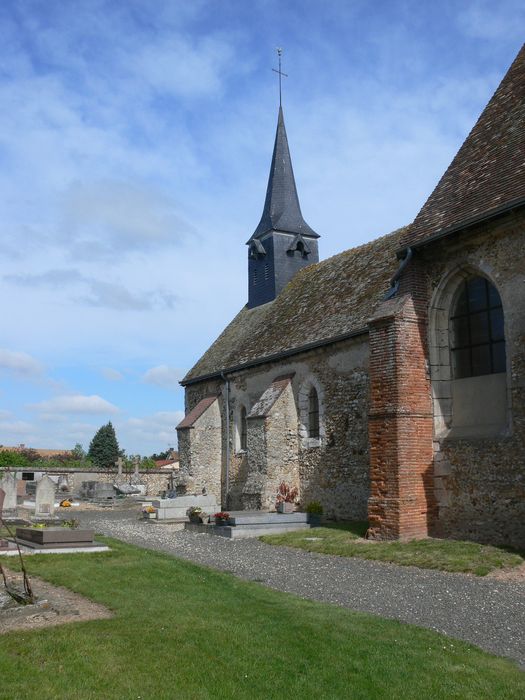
[176,396,218,429]
[182,227,406,383]
[404,43,525,248]
[248,374,294,418]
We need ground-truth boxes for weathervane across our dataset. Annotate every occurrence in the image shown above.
[272,47,288,107]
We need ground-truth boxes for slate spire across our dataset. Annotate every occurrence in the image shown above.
[249,106,319,241]
[246,105,320,309]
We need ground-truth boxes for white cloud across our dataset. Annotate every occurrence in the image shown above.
[29,394,119,415]
[457,2,525,40]
[100,367,124,382]
[0,420,34,435]
[59,180,196,259]
[143,365,183,390]
[133,36,234,99]
[120,410,184,452]
[5,268,177,311]
[0,349,44,377]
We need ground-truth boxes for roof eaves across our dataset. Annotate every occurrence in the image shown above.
[398,196,525,257]
[180,326,368,387]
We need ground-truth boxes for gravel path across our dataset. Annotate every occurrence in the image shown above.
[78,508,525,668]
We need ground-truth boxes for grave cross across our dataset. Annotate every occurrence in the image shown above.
[116,456,123,476]
[272,47,288,107]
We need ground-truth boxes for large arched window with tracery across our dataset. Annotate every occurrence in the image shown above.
[450,276,506,379]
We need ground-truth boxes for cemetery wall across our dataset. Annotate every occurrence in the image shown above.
[9,469,174,498]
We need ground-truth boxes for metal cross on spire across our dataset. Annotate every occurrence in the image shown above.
[272,47,288,107]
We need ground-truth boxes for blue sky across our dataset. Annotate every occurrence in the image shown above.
[0,0,523,455]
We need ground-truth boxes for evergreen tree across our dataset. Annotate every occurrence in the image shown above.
[88,422,120,469]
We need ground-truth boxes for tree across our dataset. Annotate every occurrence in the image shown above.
[72,443,86,460]
[88,422,120,469]
[0,451,31,469]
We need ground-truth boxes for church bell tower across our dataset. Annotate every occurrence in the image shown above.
[246,104,320,309]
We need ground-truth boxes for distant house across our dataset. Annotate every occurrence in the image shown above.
[154,452,179,470]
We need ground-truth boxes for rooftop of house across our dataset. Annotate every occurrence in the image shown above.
[183,227,405,384]
[0,445,73,458]
[405,43,525,248]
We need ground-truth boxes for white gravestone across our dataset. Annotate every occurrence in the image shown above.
[35,475,56,517]
[0,472,17,511]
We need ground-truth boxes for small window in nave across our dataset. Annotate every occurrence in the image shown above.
[308,387,320,438]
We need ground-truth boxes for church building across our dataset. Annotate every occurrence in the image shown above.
[177,45,525,547]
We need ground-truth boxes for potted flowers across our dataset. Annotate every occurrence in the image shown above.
[142,505,157,520]
[214,511,230,526]
[275,482,298,513]
[188,506,207,523]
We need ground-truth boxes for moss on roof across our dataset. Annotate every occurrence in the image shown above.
[183,227,406,382]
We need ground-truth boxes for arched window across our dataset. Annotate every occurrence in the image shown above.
[450,276,506,378]
[429,270,508,439]
[308,387,320,438]
[240,406,248,451]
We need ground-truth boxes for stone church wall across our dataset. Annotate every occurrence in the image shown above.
[242,383,300,510]
[183,334,371,519]
[177,398,222,503]
[423,210,525,548]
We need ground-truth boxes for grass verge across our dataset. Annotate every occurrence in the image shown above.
[260,523,524,575]
[0,537,523,699]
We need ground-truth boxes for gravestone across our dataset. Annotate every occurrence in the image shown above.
[35,476,56,518]
[116,456,123,477]
[0,472,17,512]
[57,475,70,492]
[80,481,115,500]
[152,494,219,521]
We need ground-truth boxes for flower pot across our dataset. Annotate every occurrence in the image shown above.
[215,518,228,527]
[277,502,294,514]
[307,514,321,526]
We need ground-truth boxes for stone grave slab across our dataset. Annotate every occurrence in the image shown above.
[15,527,98,549]
[34,476,56,518]
[152,494,219,521]
[0,473,17,512]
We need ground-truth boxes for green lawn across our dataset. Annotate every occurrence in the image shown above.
[260,523,524,575]
[0,539,523,699]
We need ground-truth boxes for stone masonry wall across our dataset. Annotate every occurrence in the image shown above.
[183,335,370,519]
[177,398,222,503]
[422,210,525,548]
[242,382,300,510]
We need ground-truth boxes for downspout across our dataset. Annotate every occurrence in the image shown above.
[384,247,413,299]
[220,372,230,507]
